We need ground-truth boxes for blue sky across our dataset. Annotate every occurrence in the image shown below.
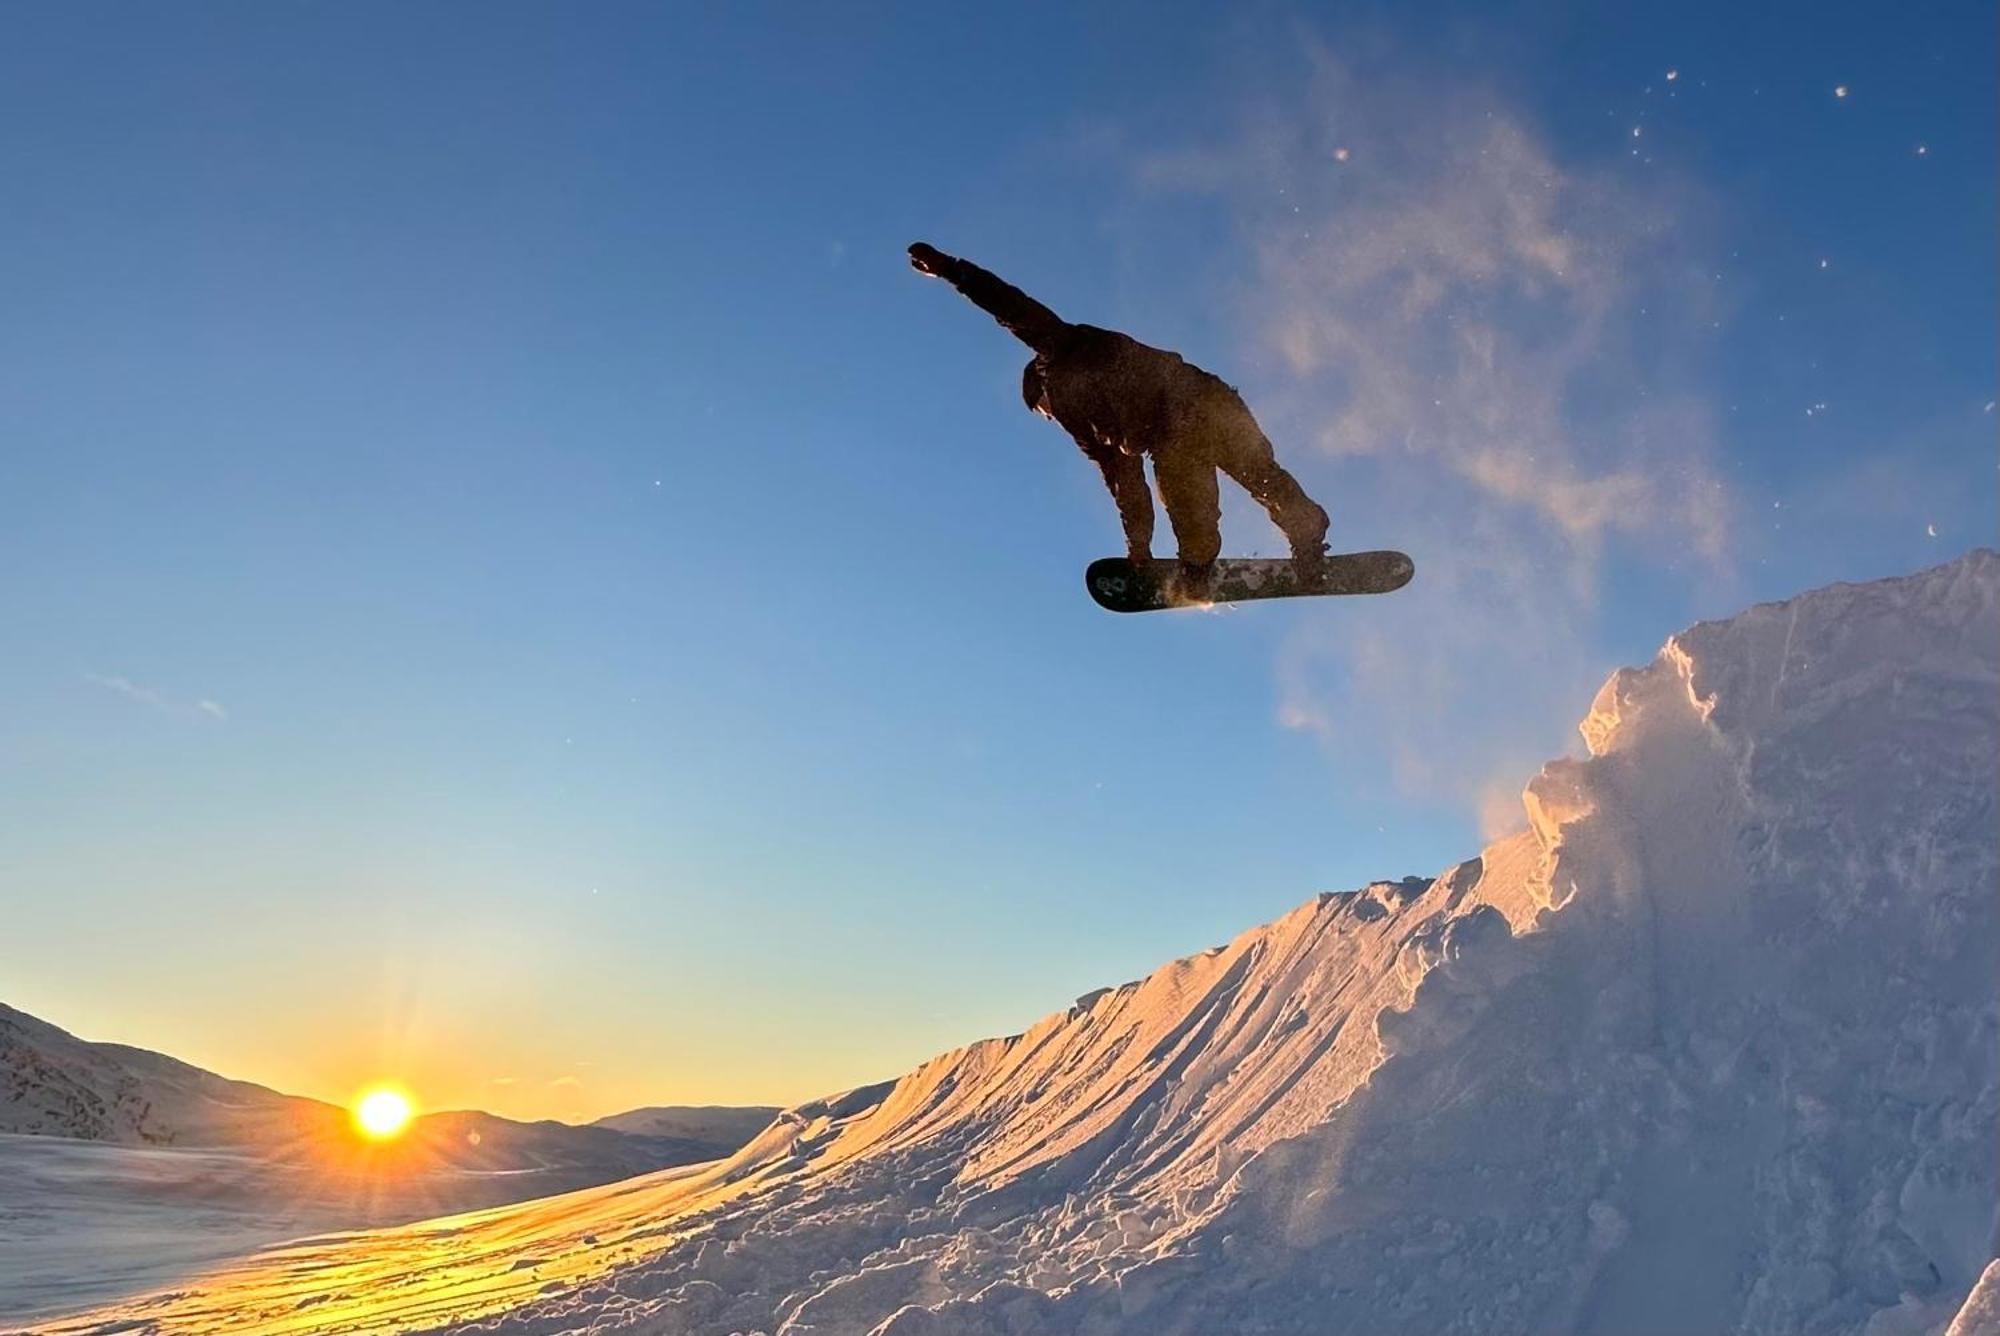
[2,1,1991,1119]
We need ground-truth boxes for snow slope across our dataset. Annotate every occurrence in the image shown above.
[1950,1264,2000,1336]
[0,1007,773,1321]
[26,552,1999,1336]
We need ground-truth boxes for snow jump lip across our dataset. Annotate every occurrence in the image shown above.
[1085,550,1415,614]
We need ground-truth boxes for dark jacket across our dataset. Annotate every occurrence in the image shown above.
[921,249,1233,451]
[916,246,1237,556]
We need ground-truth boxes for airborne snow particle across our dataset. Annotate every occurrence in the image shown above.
[1665,69,1679,81]
[1819,259,1830,269]
[1631,126,1643,138]
[1333,147,1351,163]
[1916,144,1929,156]
[1927,524,1939,537]
[1835,85,1850,98]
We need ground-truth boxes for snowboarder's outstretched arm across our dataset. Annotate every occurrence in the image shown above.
[909,243,1067,353]
[1087,444,1155,561]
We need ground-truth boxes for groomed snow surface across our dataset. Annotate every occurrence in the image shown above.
[24,552,2000,1336]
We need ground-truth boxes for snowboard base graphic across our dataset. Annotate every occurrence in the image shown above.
[1085,551,1414,613]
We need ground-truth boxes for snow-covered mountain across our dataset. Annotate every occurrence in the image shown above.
[0,1005,778,1321]
[0,1000,758,1175]
[27,552,1999,1336]
[592,1105,783,1156]
[0,1001,317,1145]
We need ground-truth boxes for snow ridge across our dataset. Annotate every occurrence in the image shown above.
[30,552,2000,1336]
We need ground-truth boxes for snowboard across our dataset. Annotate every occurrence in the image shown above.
[1085,550,1414,614]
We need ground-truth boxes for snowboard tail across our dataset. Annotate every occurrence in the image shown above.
[1085,551,1414,614]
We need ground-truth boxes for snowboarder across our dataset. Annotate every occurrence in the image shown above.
[908,242,1330,591]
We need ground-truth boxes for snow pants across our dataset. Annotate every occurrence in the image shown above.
[1152,390,1328,568]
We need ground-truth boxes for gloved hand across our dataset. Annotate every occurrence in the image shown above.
[907,242,950,277]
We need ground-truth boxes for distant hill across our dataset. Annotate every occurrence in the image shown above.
[0,1002,314,1146]
[591,1104,779,1154]
[0,1001,780,1321]
[0,1002,771,1174]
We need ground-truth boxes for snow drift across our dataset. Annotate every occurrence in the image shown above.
[28,552,1999,1336]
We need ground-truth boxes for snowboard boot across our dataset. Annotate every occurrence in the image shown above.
[1288,505,1331,585]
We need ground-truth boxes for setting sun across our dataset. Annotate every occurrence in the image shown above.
[351,1086,415,1141]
